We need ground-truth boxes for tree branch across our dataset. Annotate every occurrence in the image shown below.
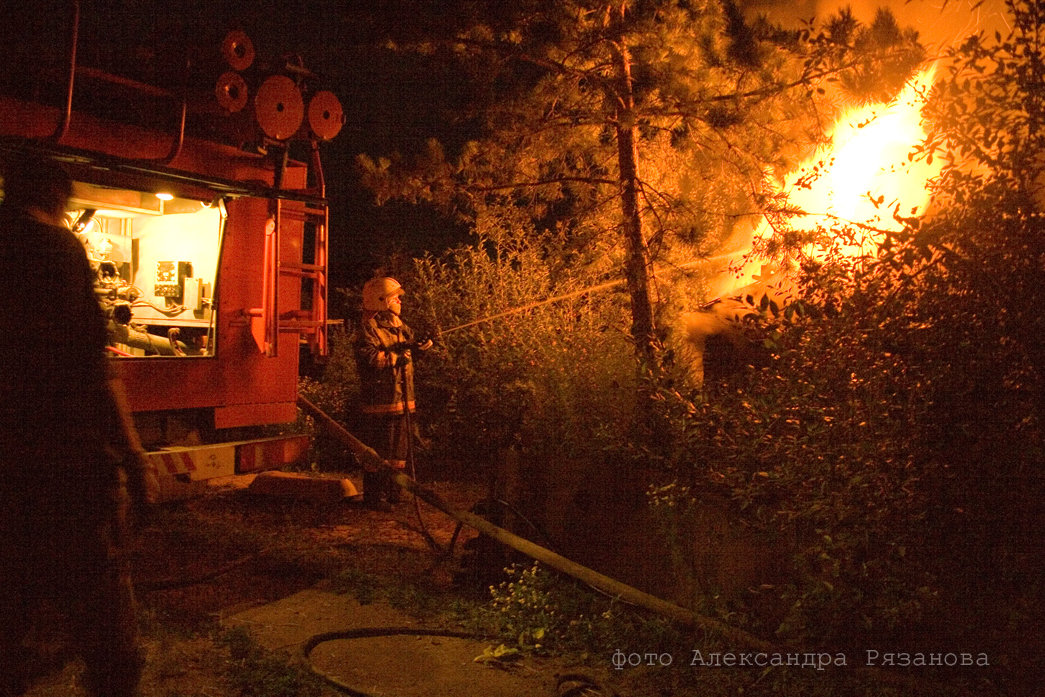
[466,175,619,193]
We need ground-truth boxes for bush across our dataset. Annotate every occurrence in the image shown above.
[296,325,363,472]
[651,5,1043,691]
[404,204,642,488]
[483,562,683,658]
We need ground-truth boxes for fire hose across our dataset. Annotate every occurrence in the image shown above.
[429,250,747,337]
[300,392,772,696]
[300,625,616,696]
[297,394,778,653]
[396,355,442,552]
[298,396,968,697]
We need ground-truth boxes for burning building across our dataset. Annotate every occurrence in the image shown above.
[683,0,1015,382]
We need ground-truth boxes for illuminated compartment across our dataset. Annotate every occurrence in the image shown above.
[69,182,222,358]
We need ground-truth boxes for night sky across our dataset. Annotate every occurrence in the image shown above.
[197,1,480,293]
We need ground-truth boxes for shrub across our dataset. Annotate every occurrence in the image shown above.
[651,6,1043,692]
[404,204,642,485]
[296,325,362,472]
[483,562,683,658]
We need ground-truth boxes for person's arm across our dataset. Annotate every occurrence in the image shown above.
[63,229,159,518]
[106,373,160,518]
[357,321,400,369]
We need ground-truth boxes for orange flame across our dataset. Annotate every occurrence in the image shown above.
[748,66,942,273]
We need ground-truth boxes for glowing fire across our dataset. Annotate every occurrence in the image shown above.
[690,66,944,347]
[757,66,942,263]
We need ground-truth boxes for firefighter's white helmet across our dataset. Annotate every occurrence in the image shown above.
[362,276,404,312]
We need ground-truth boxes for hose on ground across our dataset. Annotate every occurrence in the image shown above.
[300,627,620,697]
[300,627,487,696]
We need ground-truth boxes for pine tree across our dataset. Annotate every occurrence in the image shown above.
[359,0,921,360]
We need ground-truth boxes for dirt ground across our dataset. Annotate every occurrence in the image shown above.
[16,471,1017,697]
[19,474,619,697]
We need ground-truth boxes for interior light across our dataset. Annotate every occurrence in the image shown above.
[155,192,174,201]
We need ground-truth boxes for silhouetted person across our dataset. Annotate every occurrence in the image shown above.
[0,152,158,697]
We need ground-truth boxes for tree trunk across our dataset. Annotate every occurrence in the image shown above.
[616,117,657,360]
[610,6,657,362]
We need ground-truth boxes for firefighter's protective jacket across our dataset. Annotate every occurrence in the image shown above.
[354,310,417,415]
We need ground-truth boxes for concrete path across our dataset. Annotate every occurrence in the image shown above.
[223,587,558,697]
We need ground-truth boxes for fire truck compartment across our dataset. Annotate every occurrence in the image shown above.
[71,181,221,358]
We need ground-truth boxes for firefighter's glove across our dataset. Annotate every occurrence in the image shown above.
[395,339,432,352]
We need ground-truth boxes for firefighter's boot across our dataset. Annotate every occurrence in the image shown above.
[386,470,401,504]
[362,472,390,512]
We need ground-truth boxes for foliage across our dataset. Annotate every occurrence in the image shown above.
[405,203,640,480]
[219,627,322,697]
[481,561,979,696]
[296,326,364,472]
[361,0,919,223]
[651,3,1042,691]
[358,0,922,356]
[309,206,642,483]
[313,3,1037,694]
[483,562,683,658]
[331,563,472,622]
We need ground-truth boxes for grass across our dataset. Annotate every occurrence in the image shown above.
[218,627,323,697]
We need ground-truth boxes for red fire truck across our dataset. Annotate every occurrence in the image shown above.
[1,8,344,497]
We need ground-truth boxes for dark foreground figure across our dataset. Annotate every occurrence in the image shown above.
[0,152,157,697]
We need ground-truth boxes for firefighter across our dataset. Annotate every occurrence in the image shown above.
[353,276,432,510]
[0,152,158,697]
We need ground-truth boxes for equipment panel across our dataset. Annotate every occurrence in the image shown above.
[69,183,222,357]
